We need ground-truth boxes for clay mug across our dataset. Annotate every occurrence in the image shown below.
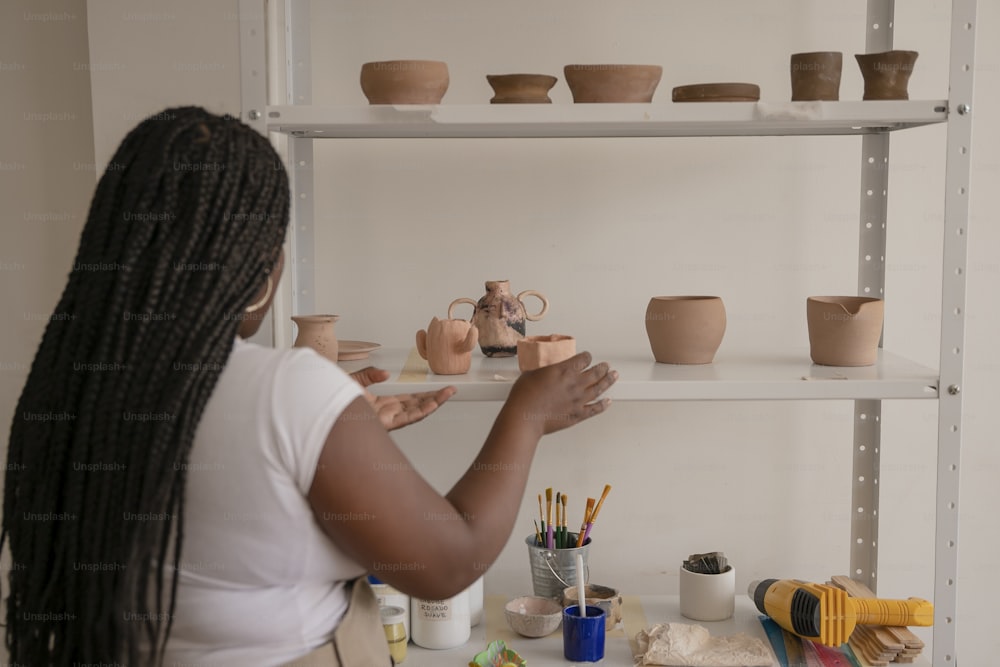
[449,280,549,358]
[855,50,918,100]
[517,334,576,371]
[806,296,884,366]
[644,296,726,365]
[790,51,843,101]
[291,314,339,363]
[415,317,478,375]
[560,583,623,632]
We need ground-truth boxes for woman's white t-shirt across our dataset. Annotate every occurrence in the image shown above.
[162,336,366,666]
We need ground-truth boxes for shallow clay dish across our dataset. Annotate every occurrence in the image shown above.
[487,74,558,104]
[336,340,381,361]
[504,595,563,638]
[564,64,662,103]
[359,60,449,104]
[672,82,761,102]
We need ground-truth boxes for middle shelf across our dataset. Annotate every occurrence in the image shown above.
[338,347,939,402]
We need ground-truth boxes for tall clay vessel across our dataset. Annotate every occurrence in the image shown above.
[644,296,726,364]
[292,314,340,363]
[806,296,884,366]
[855,50,918,100]
[449,280,548,357]
[416,317,479,375]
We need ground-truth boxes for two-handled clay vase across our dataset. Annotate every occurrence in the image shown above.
[292,314,340,363]
[416,317,479,375]
[449,280,549,357]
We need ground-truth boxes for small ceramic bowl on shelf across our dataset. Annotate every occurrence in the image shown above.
[517,334,576,371]
[486,73,558,103]
[564,64,662,102]
[504,595,563,637]
[672,82,760,102]
[359,59,449,104]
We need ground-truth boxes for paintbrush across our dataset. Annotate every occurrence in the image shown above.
[534,519,543,547]
[581,484,611,544]
[545,488,554,549]
[576,497,595,547]
[561,493,568,549]
[537,493,545,544]
[555,492,561,548]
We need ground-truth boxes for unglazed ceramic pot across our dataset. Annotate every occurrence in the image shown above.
[564,64,662,103]
[517,334,576,371]
[292,314,339,363]
[360,60,449,104]
[450,281,549,357]
[644,296,726,364]
[790,51,843,101]
[560,584,623,631]
[855,51,918,100]
[416,317,478,375]
[487,74,558,104]
[807,296,884,366]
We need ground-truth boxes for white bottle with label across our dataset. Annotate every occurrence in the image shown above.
[368,575,410,639]
[410,589,471,650]
[467,576,484,627]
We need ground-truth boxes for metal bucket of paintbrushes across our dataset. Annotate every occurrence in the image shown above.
[525,533,591,600]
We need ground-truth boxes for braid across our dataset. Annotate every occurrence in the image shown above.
[2,106,290,665]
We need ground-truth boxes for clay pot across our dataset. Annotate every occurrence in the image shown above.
[292,314,339,363]
[487,74,558,104]
[671,82,760,102]
[564,64,662,103]
[807,296,884,366]
[517,334,576,371]
[645,296,726,365]
[449,281,548,357]
[560,584,623,631]
[359,60,449,104]
[790,51,843,101]
[416,317,478,375]
[504,596,563,638]
[855,51,918,100]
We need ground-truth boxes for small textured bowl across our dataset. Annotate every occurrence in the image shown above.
[504,595,563,638]
[360,59,449,104]
[517,334,576,371]
[564,64,662,103]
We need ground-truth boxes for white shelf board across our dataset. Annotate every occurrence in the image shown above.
[338,347,939,402]
[264,100,948,138]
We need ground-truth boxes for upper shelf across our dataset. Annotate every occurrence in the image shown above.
[264,100,948,139]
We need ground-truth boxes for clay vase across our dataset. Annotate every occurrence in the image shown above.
[855,51,918,100]
[644,296,726,365]
[415,317,479,375]
[564,64,662,103]
[790,51,843,101]
[517,334,576,371]
[487,74,558,104]
[292,314,339,363]
[449,281,549,357]
[359,60,449,104]
[806,296,884,366]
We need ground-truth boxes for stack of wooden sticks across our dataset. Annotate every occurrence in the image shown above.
[828,575,926,665]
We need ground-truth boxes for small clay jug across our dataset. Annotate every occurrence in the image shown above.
[807,296,884,366]
[292,314,339,363]
[790,51,843,101]
[416,317,479,375]
[449,280,548,357]
[644,296,726,364]
[517,334,576,371]
[855,50,918,100]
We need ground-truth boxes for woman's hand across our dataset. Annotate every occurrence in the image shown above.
[350,366,456,431]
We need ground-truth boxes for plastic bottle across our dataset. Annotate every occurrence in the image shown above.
[410,589,471,649]
[368,575,410,639]
[380,605,408,664]
[467,576,484,627]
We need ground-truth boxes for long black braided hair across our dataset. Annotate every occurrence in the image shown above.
[2,107,290,665]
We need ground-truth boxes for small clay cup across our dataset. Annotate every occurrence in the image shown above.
[560,584,623,632]
[292,314,339,363]
[564,64,662,103]
[360,60,449,104]
[416,317,478,375]
[517,334,576,371]
[790,51,843,101]
[504,596,563,638]
[487,74,558,104]
[806,296,884,366]
[645,296,726,365]
[855,50,918,100]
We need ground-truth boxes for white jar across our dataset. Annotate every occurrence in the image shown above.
[467,576,484,627]
[368,575,410,639]
[411,590,471,649]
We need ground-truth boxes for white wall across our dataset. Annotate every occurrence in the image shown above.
[4,0,998,662]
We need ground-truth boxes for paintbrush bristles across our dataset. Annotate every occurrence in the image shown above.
[576,497,596,547]
[590,484,612,523]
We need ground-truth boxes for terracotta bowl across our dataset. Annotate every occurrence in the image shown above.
[359,60,449,104]
[806,296,884,366]
[790,51,843,101]
[564,64,662,103]
[672,82,760,102]
[560,583,623,631]
[517,334,576,371]
[855,50,918,100]
[645,296,726,364]
[487,74,558,104]
[504,596,563,637]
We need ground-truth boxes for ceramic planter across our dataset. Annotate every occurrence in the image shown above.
[517,334,576,371]
[291,314,339,363]
[487,74,558,104]
[790,51,843,101]
[806,296,884,366]
[449,281,548,357]
[644,296,726,365]
[360,60,449,104]
[855,50,918,100]
[416,317,478,375]
[564,64,662,103]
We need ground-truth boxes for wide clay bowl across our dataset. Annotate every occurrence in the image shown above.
[560,583,623,631]
[564,64,662,103]
[487,73,558,104]
[807,296,884,366]
[360,60,449,104]
[672,82,760,102]
[517,334,576,371]
[855,50,918,100]
[645,296,726,364]
[504,595,563,637]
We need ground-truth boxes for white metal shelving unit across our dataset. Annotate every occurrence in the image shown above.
[237,1,977,664]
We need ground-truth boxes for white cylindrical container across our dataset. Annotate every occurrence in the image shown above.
[468,576,484,627]
[411,590,471,650]
[679,565,736,621]
[369,575,410,639]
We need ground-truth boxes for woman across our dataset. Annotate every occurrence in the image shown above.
[3,107,616,666]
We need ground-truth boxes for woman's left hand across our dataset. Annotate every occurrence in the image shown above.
[349,367,457,431]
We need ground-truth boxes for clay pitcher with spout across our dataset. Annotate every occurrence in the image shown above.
[416,317,479,375]
[449,280,548,357]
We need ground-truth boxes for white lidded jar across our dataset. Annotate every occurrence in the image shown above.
[467,576,484,627]
[410,589,470,649]
[368,575,410,639]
